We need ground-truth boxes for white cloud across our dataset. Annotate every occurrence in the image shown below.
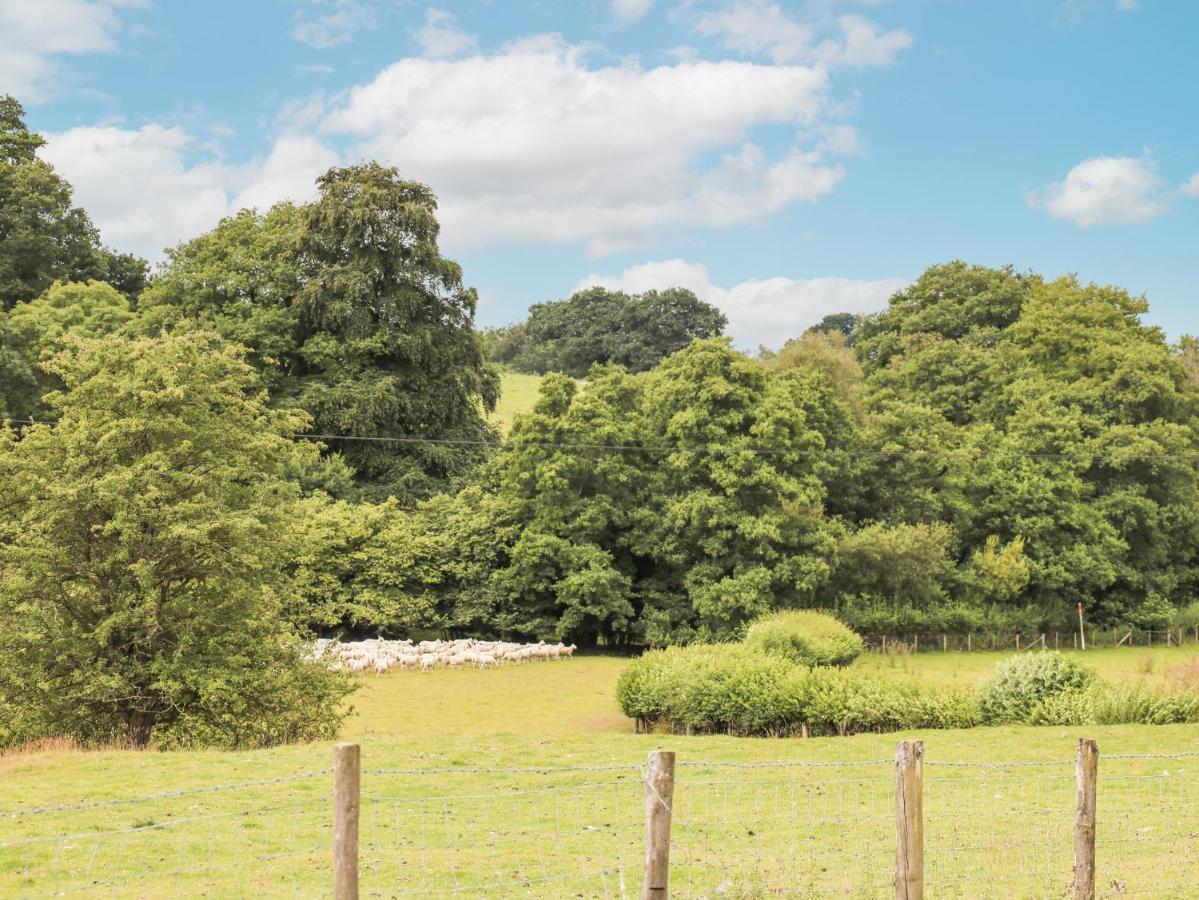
[42,125,338,259]
[576,258,906,348]
[0,0,138,103]
[1180,174,1199,198]
[695,2,912,69]
[1115,0,1138,11]
[43,28,889,260]
[1029,155,1166,227]
[612,0,653,24]
[321,35,843,254]
[291,1,377,49]
[415,8,476,59]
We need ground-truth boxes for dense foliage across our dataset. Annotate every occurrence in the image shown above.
[976,652,1097,724]
[140,164,500,502]
[0,96,146,310]
[484,286,727,376]
[742,611,864,667]
[616,646,1199,737]
[614,644,978,736]
[0,331,354,748]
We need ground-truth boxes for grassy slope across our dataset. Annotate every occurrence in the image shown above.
[4,649,1199,896]
[487,371,545,434]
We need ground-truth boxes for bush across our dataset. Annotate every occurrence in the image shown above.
[1173,601,1199,631]
[615,643,974,737]
[743,610,864,667]
[1029,683,1199,726]
[977,652,1096,724]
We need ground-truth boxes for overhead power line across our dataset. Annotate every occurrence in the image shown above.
[6,419,1194,464]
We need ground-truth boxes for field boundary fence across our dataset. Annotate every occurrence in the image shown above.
[3,739,1196,897]
[864,626,1199,654]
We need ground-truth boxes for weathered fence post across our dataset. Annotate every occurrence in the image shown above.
[1072,738,1098,900]
[895,740,924,900]
[334,742,361,900]
[642,749,676,900]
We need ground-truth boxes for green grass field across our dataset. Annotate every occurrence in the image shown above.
[487,371,546,434]
[4,648,1198,897]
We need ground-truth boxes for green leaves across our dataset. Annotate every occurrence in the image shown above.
[0,330,354,749]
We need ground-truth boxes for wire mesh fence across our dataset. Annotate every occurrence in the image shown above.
[2,742,1198,897]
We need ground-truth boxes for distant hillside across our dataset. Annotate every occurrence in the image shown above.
[488,371,546,434]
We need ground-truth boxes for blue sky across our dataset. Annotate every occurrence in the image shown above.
[5,0,1197,347]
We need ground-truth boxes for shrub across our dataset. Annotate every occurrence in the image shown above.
[1173,601,1199,631]
[615,643,973,737]
[1029,683,1199,726]
[977,652,1096,724]
[743,610,864,667]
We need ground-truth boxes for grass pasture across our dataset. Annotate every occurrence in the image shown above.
[487,371,546,434]
[3,649,1199,897]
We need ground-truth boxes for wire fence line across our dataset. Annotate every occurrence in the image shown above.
[2,741,1197,897]
[867,628,1199,654]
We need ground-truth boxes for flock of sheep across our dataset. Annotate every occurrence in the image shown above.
[311,637,578,675]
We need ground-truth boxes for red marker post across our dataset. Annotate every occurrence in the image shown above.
[1077,602,1086,651]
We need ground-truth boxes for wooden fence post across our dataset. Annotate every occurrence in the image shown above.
[334,742,361,900]
[642,749,676,900]
[895,740,924,900]
[1072,738,1098,900]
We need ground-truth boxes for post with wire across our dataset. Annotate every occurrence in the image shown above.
[334,742,361,900]
[1073,738,1098,900]
[895,739,924,900]
[642,749,675,900]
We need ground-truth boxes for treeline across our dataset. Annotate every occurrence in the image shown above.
[3,92,1199,746]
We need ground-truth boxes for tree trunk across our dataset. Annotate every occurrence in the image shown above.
[127,709,154,747]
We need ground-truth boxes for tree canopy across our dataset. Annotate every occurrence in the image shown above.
[485,286,727,376]
[141,164,500,502]
[0,330,353,748]
[0,96,146,310]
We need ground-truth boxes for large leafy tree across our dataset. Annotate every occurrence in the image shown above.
[0,330,354,749]
[142,164,499,502]
[0,96,147,309]
[492,286,727,376]
[855,264,1199,624]
[420,341,841,645]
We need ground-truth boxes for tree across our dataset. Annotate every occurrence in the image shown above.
[806,312,861,344]
[142,167,500,502]
[507,286,727,376]
[0,96,146,308]
[0,280,135,421]
[0,330,354,748]
[856,264,1199,625]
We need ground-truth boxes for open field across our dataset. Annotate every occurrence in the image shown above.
[3,649,1199,897]
[487,371,545,434]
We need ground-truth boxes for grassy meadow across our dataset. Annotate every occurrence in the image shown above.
[3,648,1199,897]
[487,371,546,434]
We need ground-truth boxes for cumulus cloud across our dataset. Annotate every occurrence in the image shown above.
[44,29,883,260]
[695,2,912,69]
[612,0,653,24]
[575,258,906,348]
[1029,155,1166,227]
[42,125,338,259]
[320,35,842,254]
[414,8,476,59]
[0,0,139,103]
[291,0,377,49]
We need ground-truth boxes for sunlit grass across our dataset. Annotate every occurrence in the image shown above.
[3,651,1198,896]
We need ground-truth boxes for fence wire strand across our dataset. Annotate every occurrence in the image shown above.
[3,749,1198,897]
